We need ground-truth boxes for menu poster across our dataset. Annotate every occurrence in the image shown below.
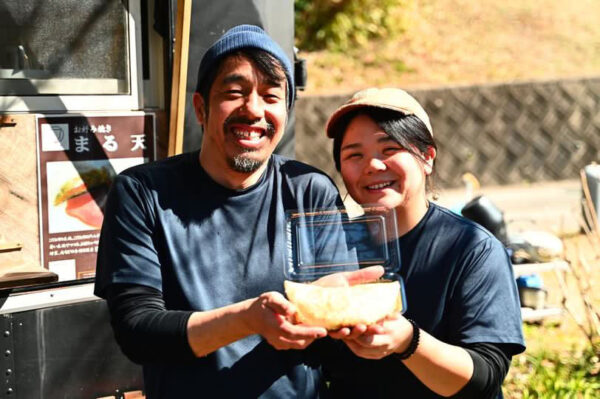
[36,113,155,281]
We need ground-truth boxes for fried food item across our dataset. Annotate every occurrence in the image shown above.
[54,167,112,205]
[284,280,402,330]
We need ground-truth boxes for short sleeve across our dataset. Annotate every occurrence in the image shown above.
[305,172,344,210]
[94,174,163,298]
[447,237,525,354]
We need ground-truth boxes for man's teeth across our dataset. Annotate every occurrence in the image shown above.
[368,182,392,190]
[233,129,262,140]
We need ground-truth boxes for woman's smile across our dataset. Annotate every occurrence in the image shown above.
[340,115,426,211]
[365,180,395,191]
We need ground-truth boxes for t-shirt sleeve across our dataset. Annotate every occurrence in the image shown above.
[94,173,163,298]
[447,236,525,354]
[105,283,194,364]
[304,171,344,210]
[454,343,512,399]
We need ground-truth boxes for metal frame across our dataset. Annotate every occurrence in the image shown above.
[0,0,144,113]
[0,283,97,315]
[0,299,143,398]
[142,0,166,110]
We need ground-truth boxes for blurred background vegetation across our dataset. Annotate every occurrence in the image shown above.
[294,1,600,397]
[295,0,408,51]
[294,0,600,95]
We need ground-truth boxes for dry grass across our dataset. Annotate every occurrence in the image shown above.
[504,233,600,397]
[300,0,600,95]
[528,233,600,350]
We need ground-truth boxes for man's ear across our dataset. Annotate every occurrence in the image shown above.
[423,146,436,175]
[192,92,206,125]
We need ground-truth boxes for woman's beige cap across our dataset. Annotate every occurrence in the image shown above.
[325,87,432,138]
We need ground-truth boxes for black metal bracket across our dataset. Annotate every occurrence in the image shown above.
[0,314,15,397]
[294,48,307,91]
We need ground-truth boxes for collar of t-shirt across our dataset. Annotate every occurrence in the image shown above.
[399,202,436,245]
[191,150,273,197]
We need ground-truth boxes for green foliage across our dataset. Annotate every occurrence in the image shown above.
[505,345,600,398]
[295,0,409,52]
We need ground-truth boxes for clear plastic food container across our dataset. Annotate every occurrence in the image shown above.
[285,205,407,315]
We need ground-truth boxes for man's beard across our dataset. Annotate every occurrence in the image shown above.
[224,115,277,173]
[228,152,263,173]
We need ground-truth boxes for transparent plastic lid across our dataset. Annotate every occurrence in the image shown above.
[285,206,402,282]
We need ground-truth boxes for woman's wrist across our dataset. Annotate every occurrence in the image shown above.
[395,319,420,360]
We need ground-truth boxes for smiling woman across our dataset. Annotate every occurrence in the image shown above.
[337,113,435,234]
[323,87,525,398]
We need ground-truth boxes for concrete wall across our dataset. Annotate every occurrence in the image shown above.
[295,77,600,190]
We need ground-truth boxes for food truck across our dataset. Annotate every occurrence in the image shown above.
[0,1,299,397]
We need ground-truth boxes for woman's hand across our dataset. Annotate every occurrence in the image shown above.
[329,313,414,359]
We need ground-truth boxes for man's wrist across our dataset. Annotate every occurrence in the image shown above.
[238,297,260,334]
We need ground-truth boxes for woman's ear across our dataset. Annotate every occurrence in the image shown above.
[192,92,206,125]
[423,146,436,175]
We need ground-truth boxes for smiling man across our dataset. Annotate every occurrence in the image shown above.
[194,47,288,187]
[93,25,346,398]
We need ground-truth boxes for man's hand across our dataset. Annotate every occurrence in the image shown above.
[329,313,413,359]
[245,291,327,350]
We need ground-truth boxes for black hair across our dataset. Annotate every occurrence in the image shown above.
[331,107,438,191]
[196,48,288,116]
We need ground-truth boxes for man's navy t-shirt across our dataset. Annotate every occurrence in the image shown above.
[326,203,525,398]
[94,151,342,398]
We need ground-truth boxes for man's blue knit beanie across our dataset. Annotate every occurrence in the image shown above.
[196,24,295,110]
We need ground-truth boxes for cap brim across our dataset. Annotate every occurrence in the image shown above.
[326,102,418,138]
[325,103,361,138]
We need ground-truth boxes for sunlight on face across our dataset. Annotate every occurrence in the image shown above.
[339,114,431,212]
[196,55,287,184]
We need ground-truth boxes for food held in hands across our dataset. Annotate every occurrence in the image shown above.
[284,280,402,330]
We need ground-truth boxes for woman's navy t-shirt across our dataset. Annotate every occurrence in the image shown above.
[325,203,525,398]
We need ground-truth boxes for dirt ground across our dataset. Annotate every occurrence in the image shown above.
[300,0,600,96]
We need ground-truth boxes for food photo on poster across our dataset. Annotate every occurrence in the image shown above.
[47,159,141,233]
[36,113,155,280]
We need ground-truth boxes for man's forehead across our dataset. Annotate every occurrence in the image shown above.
[216,54,285,86]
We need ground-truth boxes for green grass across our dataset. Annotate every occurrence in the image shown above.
[504,339,600,398]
